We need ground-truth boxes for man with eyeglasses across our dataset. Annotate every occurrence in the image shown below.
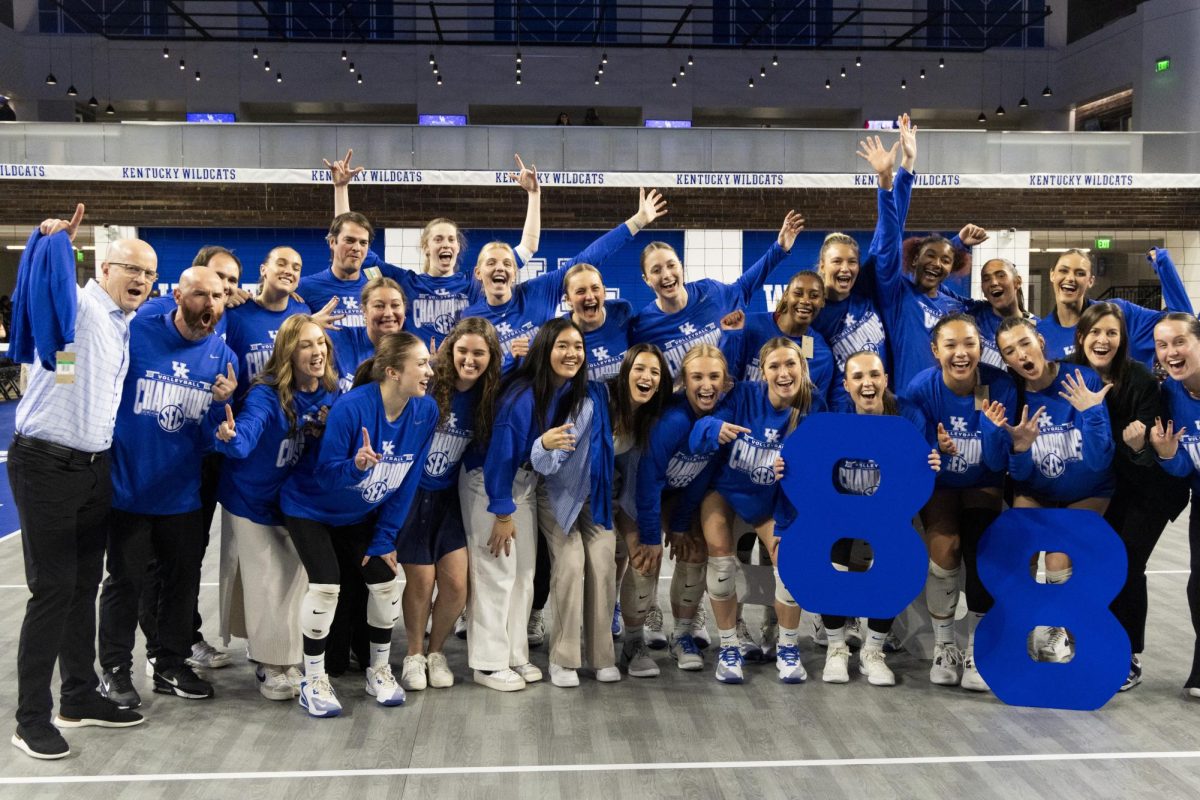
[7,204,153,759]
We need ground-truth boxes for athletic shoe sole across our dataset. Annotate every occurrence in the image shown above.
[715,673,744,684]
[299,697,342,718]
[11,733,69,760]
[258,683,294,701]
[54,714,144,729]
[779,672,806,684]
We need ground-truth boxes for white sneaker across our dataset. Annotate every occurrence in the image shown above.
[845,618,864,648]
[512,662,543,683]
[474,668,524,692]
[454,611,468,640]
[690,605,711,649]
[860,649,896,686]
[809,615,828,647]
[961,655,989,692]
[621,639,660,678]
[1039,627,1073,663]
[550,663,580,688]
[401,654,427,691]
[595,666,621,683]
[427,652,454,688]
[365,664,406,706]
[299,675,342,718]
[930,643,963,686]
[643,605,668,650]
[256,664,293,701]
[776,644,807,684]
[714,645,745,684]
[823,643,851,683]
[527,609,546,647]
[285,665,303,696]
[669,633,704,671]
[1188,687,1200,699]
[187,640,232,669]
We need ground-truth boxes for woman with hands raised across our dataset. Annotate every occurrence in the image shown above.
[279,332,438,717]
[213,315,338,702]
[1148,313,1200,698]
[994,316,1115,666]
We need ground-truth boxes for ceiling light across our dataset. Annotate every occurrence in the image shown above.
[687,53,694,66]
[264,60,271,71]
[87,96,98,108]
[276,72,283,83]
[357,73,364,84]
[1019,95,1030,108]
[66,84,77,96]
[840,66,846,78]
[772,53,779,66]
[900,78,907,89]
[601,52,608,64]
[342,50,348,61]
[855,55,861,67]
[1042,84,1053,97]
[996,104,1005,116]
[748,77,755,88]
[252,47,259,59]
[429,53,435,64]
[760,66,766,77]
[594,73,600,85]
[939,57,945,68]
[436,75,442,86]
[163,47,170,58]
[920,68,926,79]
[194,70,201,81]
[671,77,677,87]
[977,111,986,123]
[825,78,831,89]
[105,103,115,115]
[179,59,186,70]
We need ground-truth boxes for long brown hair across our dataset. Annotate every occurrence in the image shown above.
[757,336,814,435]
[1071,301,1129,392]
[610,344,672,448]
[432,317,502,448]
[253,314,338,431]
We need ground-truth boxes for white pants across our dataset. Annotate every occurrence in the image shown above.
[219,508,308,666]
[461,467,537,671]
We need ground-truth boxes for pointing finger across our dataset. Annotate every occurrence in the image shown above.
[225,404,235,426]
[362,427,371,451]
[226,363,236,382]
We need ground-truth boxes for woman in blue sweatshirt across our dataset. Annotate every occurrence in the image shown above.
[279,332,437,717]
[630,210,803,379]
[328,276,406,393]
[993,315,1115,665]
[691,337,824,685]
[1145,313,1200,698]
[461,319,589,691]
[213,314,338,701]
[462,186,668,375]
[721,270,835,406]
[902,314,1017,692]
[224,246,311,402]
[395,317,502,694]
[632,343,733,671]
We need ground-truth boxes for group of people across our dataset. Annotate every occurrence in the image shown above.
[7,116,1200,763]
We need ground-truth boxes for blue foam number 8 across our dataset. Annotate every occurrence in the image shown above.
[974,508,1130,710]
[776,413,934,619]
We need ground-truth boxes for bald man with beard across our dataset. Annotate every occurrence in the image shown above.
[96,266,239,711]
[8,205,154,759]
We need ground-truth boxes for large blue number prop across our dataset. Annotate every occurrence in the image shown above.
[776,413,934,619]
[974,508,1130,710]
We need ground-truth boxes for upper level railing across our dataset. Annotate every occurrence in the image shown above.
[0,123,1197,175]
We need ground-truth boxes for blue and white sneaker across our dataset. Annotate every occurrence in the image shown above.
[669,633,704,671]
[736,618,765,662]
[777,644,807,683]
[714,645,745,684]
[366,664,406,707]
[612,602,624,639]
[299,676,342,718]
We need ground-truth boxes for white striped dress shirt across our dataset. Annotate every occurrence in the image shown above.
[15,280,133,453]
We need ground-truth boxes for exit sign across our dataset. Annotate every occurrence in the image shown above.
[1156,57,1171,73]
[1095,238,1113,250]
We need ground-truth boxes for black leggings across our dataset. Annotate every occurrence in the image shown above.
[960,507,999,614]
[286,516,394,664]
[820,615,892,633]
[1187,500,1200,688]
[1105,489,1172,654]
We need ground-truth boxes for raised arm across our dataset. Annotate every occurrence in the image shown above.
[511,154,541,259]
[325,149,363,217]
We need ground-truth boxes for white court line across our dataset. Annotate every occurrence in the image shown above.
[4,749,1200,785]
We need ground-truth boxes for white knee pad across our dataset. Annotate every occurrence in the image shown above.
[670,560,706,608]
[301,583,340,640]
[772,568,799,607]
[366,579,401,629]
[621,567,657,620]
[706,555,739,601]
[925,561,961,618]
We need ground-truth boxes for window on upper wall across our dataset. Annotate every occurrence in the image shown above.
[493,0,617,43]
[38,0,168,35]
[711,0,843,48]
[1067,0,1146,44]
[261,1,396,40]
[926,0,1046,49]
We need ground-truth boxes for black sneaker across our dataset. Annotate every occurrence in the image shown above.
[100,665,142,709]
[1120,655,1143,692]
[56,696,144,729]
[11,724,69,760]
[152,664,214,699]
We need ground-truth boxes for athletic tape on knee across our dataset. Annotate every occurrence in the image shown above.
[926,561,961,618]
[670,560,707,608]
[366,579,401,629]
[1045,567,1073,585]
[301,583,340,640]
[772,568,798,607]
[706,555,739,601]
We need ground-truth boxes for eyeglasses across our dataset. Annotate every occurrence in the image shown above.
[109,262,159,282]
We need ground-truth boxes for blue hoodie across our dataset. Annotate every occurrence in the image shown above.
[634,397,720,545]
[483,382,573,515]
[9,229,77,370]
[1156,377,1200,492]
